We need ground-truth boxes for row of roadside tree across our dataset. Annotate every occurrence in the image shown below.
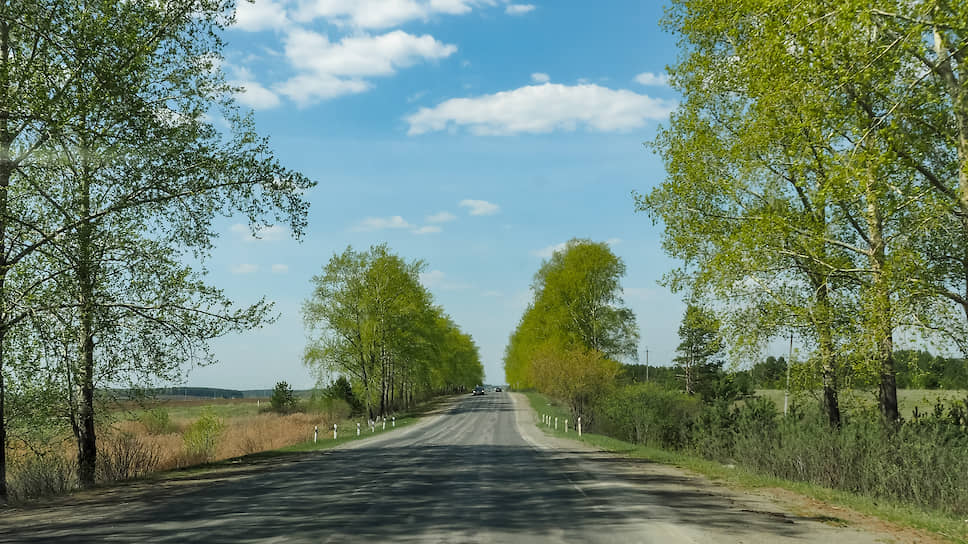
[303,244,484,419]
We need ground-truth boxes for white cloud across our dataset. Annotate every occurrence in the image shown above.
[352,216,414,231]
[232,80,281,110]
[413,225,442,234]
[531,241,568,259]
[234,0,289,31]
[276,29,457,105]
[230,223,290,242]
[275,74,370,104]
[606,237,622,246]
[406,83,676,135]
[530,72,549,83]
[505,4,535,15]
[271,264,289,274]
[232,263,259,275]
[427,211,457,223]
[283,29,457,77]
[482,290,503,297]
[294,0,489,29]
[459,199,500,216]
[634,71,670,86]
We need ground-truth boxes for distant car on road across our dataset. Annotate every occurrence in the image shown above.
[472,386,485,396]
[494,387,502,392]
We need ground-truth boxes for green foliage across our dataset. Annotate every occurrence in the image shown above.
[182,411,225,462]
[304,244,483,418]
[504,239,638,400]
[270,381,297,413]
[673,305,728,400]
[596,383,701,449]
[305,397,353,422]
[319,376,362,415]
[530,344,620,419]
[138,409,175,435]
[750,357,787,389]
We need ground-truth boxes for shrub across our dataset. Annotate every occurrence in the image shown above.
[320,376,362,415]
[270,381,297,413]
[138,408,175,435]
[182,411,225,462]
[596,383,701,449]
[8,452,77,503]
[97,431,161,482]
[306,396,352,422]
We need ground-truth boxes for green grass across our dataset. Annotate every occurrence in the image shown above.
[524,391,968,543]
[755,389,968,419]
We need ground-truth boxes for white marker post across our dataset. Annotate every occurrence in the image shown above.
[565,419,568,433]
[334,423,338,440]
[357,422,361,436]
[578,416,582,438]
[383,419,386,430]
[555,417,558,430]
[314,425,318,444]
[392,416,396,428]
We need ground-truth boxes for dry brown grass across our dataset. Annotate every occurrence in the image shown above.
[110,410,337,471]
[9,404,341,502]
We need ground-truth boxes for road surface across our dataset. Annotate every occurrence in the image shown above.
[0,392,902,543]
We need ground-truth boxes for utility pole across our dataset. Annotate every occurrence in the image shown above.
[645,347,649,381]
[784,332,792,416]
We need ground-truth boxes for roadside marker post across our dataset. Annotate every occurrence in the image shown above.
[578,417,582,438]
[565,419,568,433]
[555,417,558,430]
[383,419,386,430]
[357,422,361,436]
[334,424,338,440]
[392,416,396,428]
[314,425,318,444]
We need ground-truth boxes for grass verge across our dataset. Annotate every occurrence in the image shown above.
[523,391,968,544]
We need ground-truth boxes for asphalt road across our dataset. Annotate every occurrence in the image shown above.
[0,392,896,543]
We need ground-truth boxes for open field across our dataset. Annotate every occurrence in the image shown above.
[755,389,968,418]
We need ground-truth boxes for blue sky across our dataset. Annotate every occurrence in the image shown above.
[187,0,687,389]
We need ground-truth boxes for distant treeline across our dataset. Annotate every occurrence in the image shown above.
[106,387,320,400]
[110,387,244,399]
[622,349,968,392]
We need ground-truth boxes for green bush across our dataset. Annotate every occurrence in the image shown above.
[138,408,175,434]
[596,383,701,449]
[182,411,225,462]
[270,381,297,413]
[320,376,363,415]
